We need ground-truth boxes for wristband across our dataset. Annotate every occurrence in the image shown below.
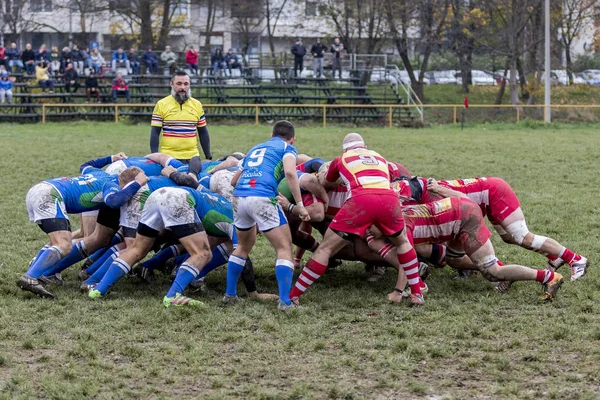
[287,203,294,212]
[393,288,404,294]
[297,201,304,208]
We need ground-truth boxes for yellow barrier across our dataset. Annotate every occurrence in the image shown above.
[39,103,600,127]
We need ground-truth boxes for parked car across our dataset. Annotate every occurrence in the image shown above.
[544,70,586,85]
[455,70,496,85]
[579,69,600,85]
[431,70,459,84]
[395,69,430,85]
[493,70,520,84]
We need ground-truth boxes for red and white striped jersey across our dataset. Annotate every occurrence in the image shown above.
[326,149,392,198]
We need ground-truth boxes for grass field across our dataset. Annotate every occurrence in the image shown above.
[1,122,600,399]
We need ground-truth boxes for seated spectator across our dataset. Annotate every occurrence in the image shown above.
[85,71,101,103]
[6,43,23,73]
[111,47,130,73]
[60,46,72,71]
[36,61,54,93]
[21,43,36,75]
[70,44,85,74]
[64,63,80,93]
[211,48,226,76]
[90,48,105,74]
[224,48,243,76]
[0,44,5,69]
[112,72,130,102]
[160,45,178,74]
[49,46,61,75]
[82,47,92,72]
[0,71,13,103]
[128,47,140,74]
[142,46,159,74]
[185,45,199,75]
[36,44,48,63]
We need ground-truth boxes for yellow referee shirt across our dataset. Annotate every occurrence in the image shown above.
[151,95,207,160]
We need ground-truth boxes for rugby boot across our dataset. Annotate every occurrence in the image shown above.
[409,293,424,307]
[570,256,589,282]
[541,273,564,301]
[78,268,91,282]
[546,257,564,273]
[367,265,386,282]
[39,273,64,286]
[88,289,104,300]
[163,293,206,308]
[17,274,55,299]
[188,277,217,296]
[494,280,513,293]
[278,300,300,312]
[80,281,96,293]
[132,264,155,283]
[222,294,244,304]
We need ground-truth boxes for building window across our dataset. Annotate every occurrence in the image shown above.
[172,0,189,15]
[30,0,52,12]
[305,1,317,16]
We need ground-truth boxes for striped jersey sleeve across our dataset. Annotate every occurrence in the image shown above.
[151,102,163,127]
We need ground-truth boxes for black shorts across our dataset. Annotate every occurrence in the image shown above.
[39,218,71,234]
[97,206,120,231]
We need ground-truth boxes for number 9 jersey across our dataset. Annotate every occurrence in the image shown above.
[233,137,298,198]
[326,148,391,198]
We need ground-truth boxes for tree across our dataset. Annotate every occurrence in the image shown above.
[557,0,598,83]
[385,0,451,100]
[0,0,39,44]
[264,0,289,68]
[231,0,263,56]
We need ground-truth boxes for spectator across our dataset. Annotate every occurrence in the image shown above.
[6,43,23,73]
[82,47,92,72]
[90,48,105,74]
[36,44,49,63]
[36,61,54,93]
[111,47,130,73]
[185,45,199,75]
[160,45,178,75]
[291,38,306,77]
[143,46,159,74]
[128,47,140,74]
[310,38,327,78]
[85,71,101,103]
[60,46,72,71]
[329,37,344,79]
[70,44,85,74]
[211,48,226,76]
[112,72,130,102]
[224,48,243,77]
[0,71,13,103]
[64,63,80,93]
[49,46,60,75]
[0,44,5,69]
[21,43,36,75]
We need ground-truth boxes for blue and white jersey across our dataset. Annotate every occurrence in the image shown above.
[180,187,236,242]
[45,168,118,214]
[233,137,297,198]
[123,157,163,176]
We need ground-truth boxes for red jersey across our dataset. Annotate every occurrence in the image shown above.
[388,161,412,181]
[391,177,440,205]
[402,197,491,254]
[326,149,391,198]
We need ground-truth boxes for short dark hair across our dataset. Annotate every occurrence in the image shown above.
[170,70,189,82]
[272,120,295,140]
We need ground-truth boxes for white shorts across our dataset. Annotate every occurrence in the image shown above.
[233,196,287,232]
[119,184,149,229]
[105,160,127,175]
[210,170,235,202]
[26,182,68,223]
[139,187,200,233]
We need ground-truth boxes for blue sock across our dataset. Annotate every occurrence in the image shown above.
[197,244,230,279]
[26,246,64,278]
[166,263,199,298]
[31,245,50,265]
[225,255,246,296]
[43,242,87,276]
[174,254,190,267]
[87,233,124,264]
[94,259,130,295]
[86,245,118,275]
[275,259,294,306]
[141,245,180,271]
[86,252,118,285]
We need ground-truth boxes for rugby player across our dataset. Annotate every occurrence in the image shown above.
[223,120,310,311]
[289,133,426,306]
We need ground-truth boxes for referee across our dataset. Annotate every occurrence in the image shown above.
[150,70,212,163]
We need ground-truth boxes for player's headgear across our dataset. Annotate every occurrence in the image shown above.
[342,133,365,151]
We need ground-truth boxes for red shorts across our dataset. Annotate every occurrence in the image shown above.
[485,177,520,225]
[302,192,323,207]
[457,198,493,255]
[329,193,404,238]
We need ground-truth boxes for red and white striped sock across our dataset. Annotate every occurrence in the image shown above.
[377,243,394,259]
[398,248,422,296]
[289,258,328,299]
[546,254,558,262]
[536,269,555,284]
[558,248,581,266]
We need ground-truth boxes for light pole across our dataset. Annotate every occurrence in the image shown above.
[544,0,551,123]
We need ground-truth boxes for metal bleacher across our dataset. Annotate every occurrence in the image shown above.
[0,66,418,126]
